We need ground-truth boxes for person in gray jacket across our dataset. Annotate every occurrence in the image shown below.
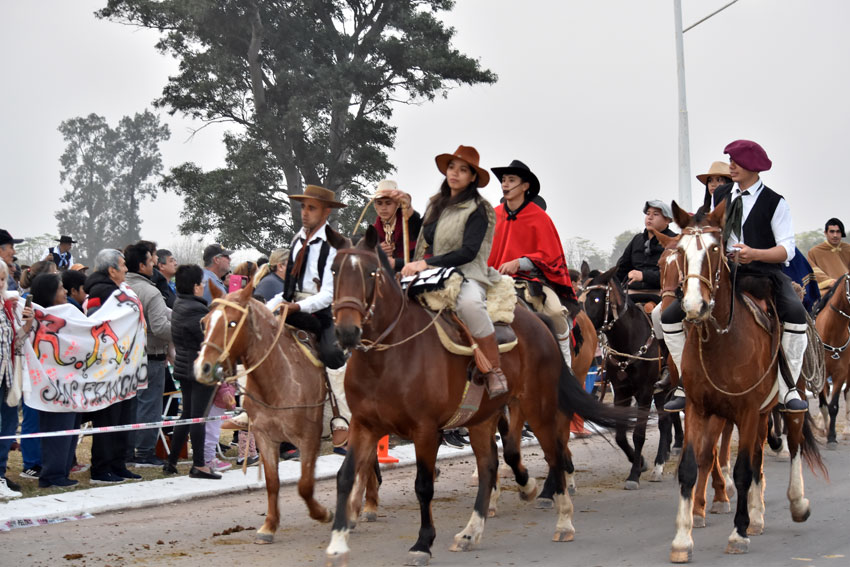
[124,242,172,467]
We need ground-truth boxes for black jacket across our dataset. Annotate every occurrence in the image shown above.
[171,294,209,382]
[615,227,678,290]
[83,271,119,315]
[152,268,176,309]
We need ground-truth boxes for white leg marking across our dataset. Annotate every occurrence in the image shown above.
[788,453,809,521]
[326,528,350,556]
[451,511,486,551]
[672,494,694,553]
[553,492,576,541]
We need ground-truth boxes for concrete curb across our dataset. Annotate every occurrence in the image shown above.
[0,434,566,529]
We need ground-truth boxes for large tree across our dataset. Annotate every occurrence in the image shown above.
[55,110,170,263]
[98,0,496,252]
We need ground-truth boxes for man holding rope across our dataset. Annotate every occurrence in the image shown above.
[371,179,422,271]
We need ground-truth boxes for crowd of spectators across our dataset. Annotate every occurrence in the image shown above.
[0,229,289,500]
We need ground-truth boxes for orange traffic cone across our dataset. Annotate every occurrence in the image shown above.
[570,415,590,438]
[377,435,399,464]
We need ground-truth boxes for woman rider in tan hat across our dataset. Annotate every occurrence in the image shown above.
[403,145,508,398]
[696,161,732,213]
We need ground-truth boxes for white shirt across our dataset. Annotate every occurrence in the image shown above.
[268,222,337,314]
[725,179,795,265]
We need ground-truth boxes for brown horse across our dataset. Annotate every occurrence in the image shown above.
[655,237,735,520]
[194,282,334,544]
[814,273,850,447]
[325,226,633,566]
[667,202,826,562]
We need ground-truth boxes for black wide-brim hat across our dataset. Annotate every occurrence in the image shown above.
[490,160,540,199]
[57,235,77,244]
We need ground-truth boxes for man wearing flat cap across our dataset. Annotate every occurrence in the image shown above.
[807,218,850,292]
[615,200,678,298]
[487,160,580,366]
[663,139,809,413]
[45,235,76,270]
[268,185,348,369]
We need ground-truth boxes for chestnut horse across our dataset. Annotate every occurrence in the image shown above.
[325,226,634,567]
[814,273,850,447]
[580,266,679,490]
[667,202,826,563]
[195,282,335,544]
[655,237,736,520]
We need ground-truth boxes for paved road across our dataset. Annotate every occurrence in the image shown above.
[3,424,848,567]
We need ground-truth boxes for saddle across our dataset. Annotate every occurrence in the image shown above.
[513,279,584,354]
[401,268,519,356]
[286,325,324,368]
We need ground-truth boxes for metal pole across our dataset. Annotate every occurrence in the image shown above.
[674,0,692,211]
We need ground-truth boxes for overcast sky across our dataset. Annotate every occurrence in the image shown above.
[2,0,848,261]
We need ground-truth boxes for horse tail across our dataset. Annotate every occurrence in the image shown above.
[800,412,829,479]
[534,313,638,429]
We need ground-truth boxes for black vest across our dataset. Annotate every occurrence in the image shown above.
[282,229,333,302]
[724,185,783,274]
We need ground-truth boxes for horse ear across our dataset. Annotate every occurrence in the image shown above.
[600,265,618,282]
[238,276,255,301]
[363,225,379,249]
[209,280,224,300]
[708,198,727,228]
[580,261,590,281]
[671,200,691,230]
[649,227,677,250]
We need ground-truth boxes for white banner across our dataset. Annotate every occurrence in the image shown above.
[15,285,148,413]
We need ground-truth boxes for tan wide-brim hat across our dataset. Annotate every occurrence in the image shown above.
[696,161,732,185]
[434,145,490,187]
[373,179,399,199]
[290,184,346,208]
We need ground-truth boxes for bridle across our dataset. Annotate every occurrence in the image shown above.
[823,274,850,359]
[332,248,406,351]
[659,248,684,303]
[200,297,288,383]
[582,282,622,334]
[679,225,736,334]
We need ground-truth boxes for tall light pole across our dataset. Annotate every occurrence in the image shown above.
[674,0,741,211]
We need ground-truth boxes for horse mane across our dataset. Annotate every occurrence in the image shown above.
[812,273,846,316]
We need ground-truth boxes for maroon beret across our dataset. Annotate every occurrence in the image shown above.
[723,139,772,172]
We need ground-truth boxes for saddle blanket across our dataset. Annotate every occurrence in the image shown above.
[401,267,516,324]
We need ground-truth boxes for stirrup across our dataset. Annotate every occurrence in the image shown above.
[778,389,808,413]
[486,368,509,399]
[653,368,671,394]
[663,387,686,413]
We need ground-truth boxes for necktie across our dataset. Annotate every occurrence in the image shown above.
[723,190,749,243]
[289,237,308,288]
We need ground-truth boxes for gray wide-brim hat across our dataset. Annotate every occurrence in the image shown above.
[644,200,673,220]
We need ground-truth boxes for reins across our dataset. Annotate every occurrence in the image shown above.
[333,247,440,352]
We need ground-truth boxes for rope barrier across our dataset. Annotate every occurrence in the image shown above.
[0,411,240,441]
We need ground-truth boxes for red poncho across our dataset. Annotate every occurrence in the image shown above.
[488,201,576,301]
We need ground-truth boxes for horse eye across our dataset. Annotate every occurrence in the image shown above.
[594,298,600,303]
[228,321,237,328]
[370,272,376,277]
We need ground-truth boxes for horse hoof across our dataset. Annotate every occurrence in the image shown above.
[254,532,274,545]
[710,501,731,514]
[535,498,554,510]
[552,529,575,542]
[792,500,811,523]
[488,507,497,518]
[567,484,577,496]
[725,538,749,554]
[405,551,431,566]
[692,515,706,529]
[746,523,763,536]
[362,511,378,523]
[325,551,350,567]
[827,441,838,451]
[649,469,664,483]
[671,446,682,457]
[449,536,473,552]
[670,545,693,563]
[624,480,640,491]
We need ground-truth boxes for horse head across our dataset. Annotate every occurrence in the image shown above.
[581,265,625,332]
[332,225,397,349]
[672,199,727,322]
[195,279,258,385]
[650,228,684,312]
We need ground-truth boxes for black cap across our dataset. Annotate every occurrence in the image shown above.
[203,243,234,265]
[0,229,24,247]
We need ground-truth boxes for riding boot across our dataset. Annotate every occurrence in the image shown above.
[556,330,573,369]
[653,339,671,394]
[777,324,809,413]
[475,333,509,399]
[662,322,687,412]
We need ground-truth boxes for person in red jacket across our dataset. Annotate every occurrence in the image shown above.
[487,159,578,366]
